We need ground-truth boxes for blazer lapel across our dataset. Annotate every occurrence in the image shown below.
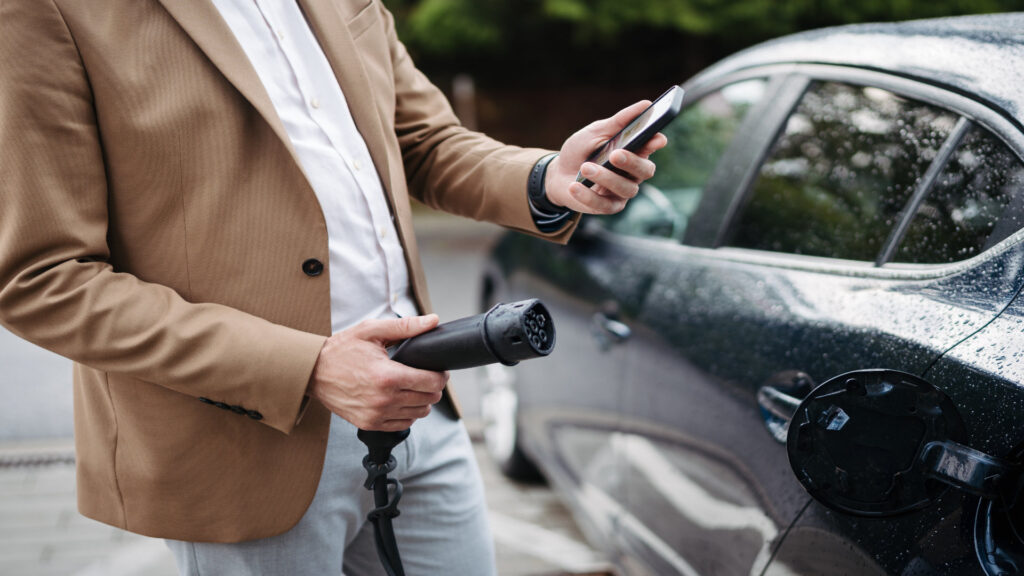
[296,0,396,201]
[154,0,303,168]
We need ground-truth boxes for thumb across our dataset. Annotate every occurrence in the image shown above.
[359,314,440,344]
[588,100,651,139]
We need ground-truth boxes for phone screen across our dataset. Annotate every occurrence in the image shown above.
[587,93,678,167]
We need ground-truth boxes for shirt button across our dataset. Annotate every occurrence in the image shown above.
[379,226,387,240]
[302,258,324,277]
[391,293,399,305]
[352,159,362,171]
[277,30,285,41]
[310,97,320,109]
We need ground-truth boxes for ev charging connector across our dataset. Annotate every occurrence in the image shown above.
[357,299,555,576]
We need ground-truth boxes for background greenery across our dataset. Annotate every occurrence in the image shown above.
[381,0,1023,147]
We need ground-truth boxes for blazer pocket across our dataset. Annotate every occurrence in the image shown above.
[347,1,379,40]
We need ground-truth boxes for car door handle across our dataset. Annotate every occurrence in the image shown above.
[591,312,632,349]
[756,371,815,443]
[757,384,805,444]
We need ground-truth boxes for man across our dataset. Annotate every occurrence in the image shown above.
[0,0,665,574]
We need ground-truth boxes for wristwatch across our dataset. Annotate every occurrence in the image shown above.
[527,153,574,232]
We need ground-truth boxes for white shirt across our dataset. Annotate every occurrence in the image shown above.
[211,0,418,333]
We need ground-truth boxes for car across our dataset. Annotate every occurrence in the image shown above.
[478,13,1024,576]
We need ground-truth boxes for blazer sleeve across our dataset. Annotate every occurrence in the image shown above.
[379,3,581,243]
[0,0,325,435]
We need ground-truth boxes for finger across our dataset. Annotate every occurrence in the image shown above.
[395,403,434,419]
[568,181,628,214]
[395,390,444,409]
[635,132,668,158]
[578,163,640,200]
[393,365,448,395]
[609,150,656,182]
[395,366,448,393]
[587,100,652,139]
[606,100,653,132]
[355,314,439,343]
[370,419,416,432]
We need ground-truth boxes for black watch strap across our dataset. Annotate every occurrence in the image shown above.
[527,153,574,232]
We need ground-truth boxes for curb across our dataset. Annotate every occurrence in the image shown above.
[0,437,75,468]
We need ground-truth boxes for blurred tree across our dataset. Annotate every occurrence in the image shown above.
[383,0,723,85]
[378,0,1022,147]
[387,0,505,54]
[384,0,1021,67]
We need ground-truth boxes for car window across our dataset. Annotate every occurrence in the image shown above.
[893,125,1024,264]
[604,78,768,241]
[725,81,959,261]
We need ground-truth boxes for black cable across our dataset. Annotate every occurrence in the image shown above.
[359,429,408,576]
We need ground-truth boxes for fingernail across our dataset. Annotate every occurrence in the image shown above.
[419,314,437,327]
[581,164,597,177]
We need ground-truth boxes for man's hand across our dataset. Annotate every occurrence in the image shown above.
[544,100,669,214]
[307,314,448,431]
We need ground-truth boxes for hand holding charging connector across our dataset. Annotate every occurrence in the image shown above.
[387,298,554,369]
[357,299,555,576]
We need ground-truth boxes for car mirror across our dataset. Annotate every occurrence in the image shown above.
[578,183,686,242]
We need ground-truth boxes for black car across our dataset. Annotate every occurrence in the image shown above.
[479,14,1024,576]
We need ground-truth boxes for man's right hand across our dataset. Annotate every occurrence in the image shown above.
[307,314,448,431]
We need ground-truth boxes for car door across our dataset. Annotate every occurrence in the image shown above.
[571,72,796,575]
[612,67,1024,575]
[484,72,782,563]
[485,201,652,550]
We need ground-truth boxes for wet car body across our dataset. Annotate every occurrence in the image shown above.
[481,14,1024,576]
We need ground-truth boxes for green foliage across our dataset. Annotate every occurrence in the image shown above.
[650,102,748,191]
[383,0,1022,60]
[400,0,505,54]
[540,0,716,36]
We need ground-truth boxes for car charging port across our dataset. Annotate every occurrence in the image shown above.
[974,444,1024,575]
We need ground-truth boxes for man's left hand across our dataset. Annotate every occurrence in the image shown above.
[544,100,669,215]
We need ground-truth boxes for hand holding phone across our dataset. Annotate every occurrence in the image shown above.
[577,85,684,188]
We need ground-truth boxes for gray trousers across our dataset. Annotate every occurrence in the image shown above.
[166,404,496,575]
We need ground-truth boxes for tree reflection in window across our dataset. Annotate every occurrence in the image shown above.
[727,82,958,261]
[894,126,1024,263]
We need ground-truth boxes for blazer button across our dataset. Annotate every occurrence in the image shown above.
[213,401,230,410]
[302,258,324,277]
[229,405,246,415]
[247,410,264,421]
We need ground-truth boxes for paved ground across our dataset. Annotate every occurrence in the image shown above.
[0,439,611,576]
[0,210,612,576]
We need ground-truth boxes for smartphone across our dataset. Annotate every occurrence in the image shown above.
[577,85,684,188]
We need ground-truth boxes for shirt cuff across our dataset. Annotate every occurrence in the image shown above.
[527,153,575,233]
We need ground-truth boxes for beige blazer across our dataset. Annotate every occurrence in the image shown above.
[0,0,575,542]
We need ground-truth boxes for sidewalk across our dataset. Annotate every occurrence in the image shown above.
[0,439,176,576]
[0,438,611,576]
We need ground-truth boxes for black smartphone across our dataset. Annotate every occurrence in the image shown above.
[577,85,684,188]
